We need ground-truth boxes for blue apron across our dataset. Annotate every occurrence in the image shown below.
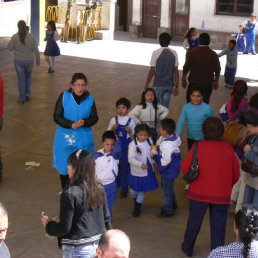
[188,37,199,50]
[115,116,131,192]
[53,91,94,175]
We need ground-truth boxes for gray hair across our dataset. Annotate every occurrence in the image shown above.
[0,202,7,216]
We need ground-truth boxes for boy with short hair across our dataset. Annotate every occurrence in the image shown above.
[107,98,135,198]
[153,118,181,217]
[94,130,121,219]
[218,39,238,88]
[144,32,179,108]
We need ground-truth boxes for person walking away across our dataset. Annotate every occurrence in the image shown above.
[144,33,179,108]
[8,20,40,104]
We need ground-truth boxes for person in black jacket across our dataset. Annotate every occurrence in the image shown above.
[53,72,98,189]
[41,150,111,258]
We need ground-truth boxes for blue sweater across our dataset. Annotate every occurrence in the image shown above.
[177,102,214,140]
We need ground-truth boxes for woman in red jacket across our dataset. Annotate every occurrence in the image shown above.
[181,117,240,257]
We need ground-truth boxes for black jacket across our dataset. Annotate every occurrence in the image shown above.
[46,182,111,245]
[53,89,98,128]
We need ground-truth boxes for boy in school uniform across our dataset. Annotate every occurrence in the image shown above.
[107,98,135,198]
[218,39,238,89]
[153,118,181,217]
[232,25,246,52]
[243,13,257,55]
[94,131,121,219]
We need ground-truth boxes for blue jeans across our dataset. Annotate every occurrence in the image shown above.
[153,87,173,108]
[243,184,258,207]
[14,59,34,101]
[161,177,177,213]
[62,242,98,258]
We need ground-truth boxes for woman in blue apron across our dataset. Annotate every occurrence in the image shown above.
[53,73,98,189]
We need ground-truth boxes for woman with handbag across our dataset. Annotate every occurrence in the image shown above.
[181,117,240,257]
[240,111,258,207]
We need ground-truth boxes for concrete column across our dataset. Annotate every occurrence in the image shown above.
[31,0,45,43]
[132,0,142,24]
[101,0,117,31]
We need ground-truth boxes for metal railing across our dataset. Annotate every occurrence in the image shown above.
[46,5,101,43]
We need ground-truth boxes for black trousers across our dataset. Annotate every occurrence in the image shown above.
[187,138,198,151]
[186,84,213,104]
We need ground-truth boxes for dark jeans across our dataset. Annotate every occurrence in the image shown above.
[161,177,177,214]
[224,67,236,86]
[187,138,198,151]
[60,174,69,189]
[182,199,228,254]
[186,84,213,104]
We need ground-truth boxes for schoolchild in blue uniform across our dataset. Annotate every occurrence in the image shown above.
[243,13,257,55]
[183,27,199,53]
[53,73,98,189]
[94,131,121,220]
[107,98,135,198]
[128,124,159,217]
[218,40,238,88]
[232,25,246,52]
[153,118,181,218]
[44,20,60,73]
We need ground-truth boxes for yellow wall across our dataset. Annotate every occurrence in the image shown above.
[40,0,46,43]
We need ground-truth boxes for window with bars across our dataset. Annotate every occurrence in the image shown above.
[216,0,254,16]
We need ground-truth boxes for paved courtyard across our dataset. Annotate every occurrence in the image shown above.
[0,33,257,257]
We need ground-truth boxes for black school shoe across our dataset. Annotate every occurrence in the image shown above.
[120,192,128,199]
[157,208,174,218]
[181,243,193,257]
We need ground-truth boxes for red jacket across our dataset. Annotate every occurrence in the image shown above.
[181,140,240,204]
[0,72,3,118]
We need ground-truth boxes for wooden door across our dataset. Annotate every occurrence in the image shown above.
[117,0,128,31]
[171,0,190,40]
[143,0,161,38]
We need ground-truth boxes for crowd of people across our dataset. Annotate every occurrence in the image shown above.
[1,17,258,257]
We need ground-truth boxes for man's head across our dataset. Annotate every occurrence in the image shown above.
[159,33,171,47]
[0,202,8,246]
[199,33,210,46]
[97,229,130,258]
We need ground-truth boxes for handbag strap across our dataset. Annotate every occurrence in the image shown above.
[192,142,198,166]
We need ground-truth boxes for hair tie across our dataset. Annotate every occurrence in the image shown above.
[76,149,83,160]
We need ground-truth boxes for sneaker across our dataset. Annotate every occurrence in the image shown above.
[48,68,54,73]
[25,96,31,102]
[252,52,256,55]
[243,52,248,54]
[17,100,25,104]
[228,85,233,89]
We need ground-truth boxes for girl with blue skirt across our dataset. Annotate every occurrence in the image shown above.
[53,73,98,189]
[128,124,158,217]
